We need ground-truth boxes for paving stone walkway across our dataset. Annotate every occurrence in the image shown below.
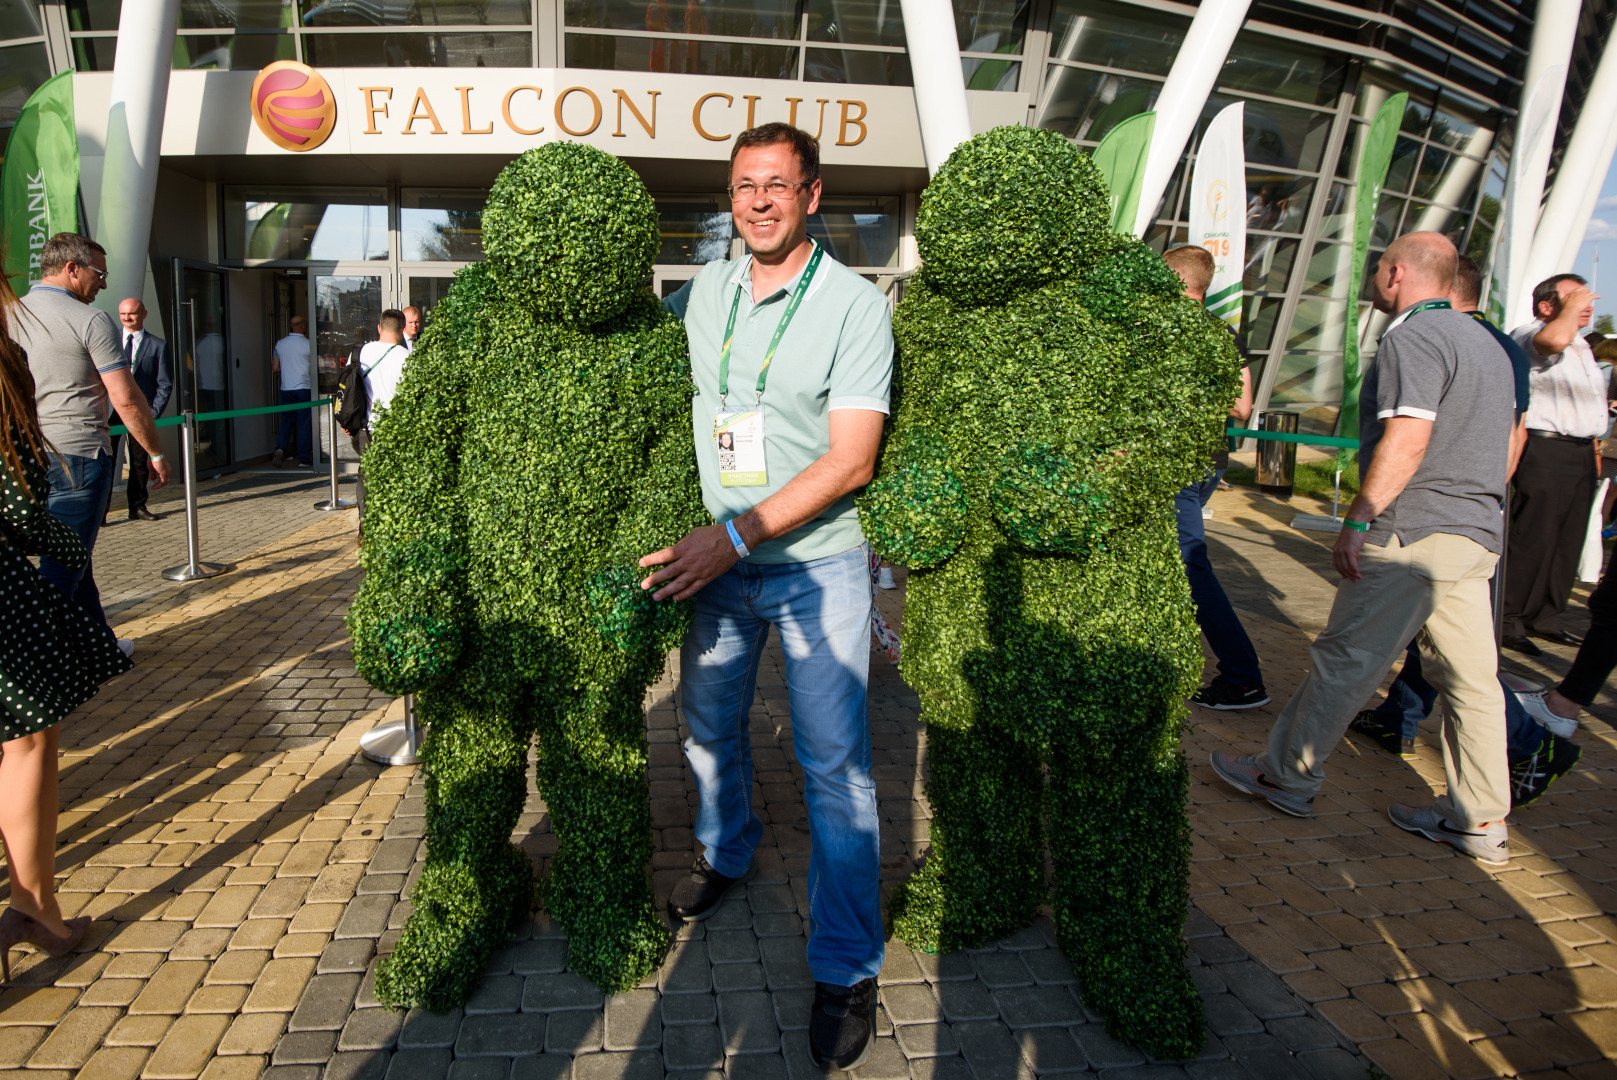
[0,482,1613,1080]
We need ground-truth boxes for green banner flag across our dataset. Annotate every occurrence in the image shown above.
[1338,91,1408,465]
[2,71,80,297]
[1092,112,1155,236]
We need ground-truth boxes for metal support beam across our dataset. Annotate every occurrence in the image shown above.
[95,0,181,307]
[1501,0,1580,327]
[1532,30,1617,282]
[899,0,975,176]
[1131,0,1252,238]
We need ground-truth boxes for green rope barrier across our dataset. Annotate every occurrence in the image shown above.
[1227,427,1359,450]
[110,397,334,437]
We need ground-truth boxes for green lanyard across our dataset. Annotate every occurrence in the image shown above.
[1400,299,1451,323]
[718,241,824,408]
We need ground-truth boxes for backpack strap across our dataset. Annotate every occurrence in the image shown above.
[361,344,400,378]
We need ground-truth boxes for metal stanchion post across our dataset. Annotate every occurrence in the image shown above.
[161,410,225,582]
[361,692,427,766]
[315,399,355,511]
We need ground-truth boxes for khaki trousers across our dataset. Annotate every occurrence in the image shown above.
[1262,532,1510,826]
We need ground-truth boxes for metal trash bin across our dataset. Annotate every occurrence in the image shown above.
[1256,410,1299,498]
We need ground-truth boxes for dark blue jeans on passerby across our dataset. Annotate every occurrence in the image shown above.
[40,449,113,629]
[276,388,313,464]
[1372,642,1546,762]
[1175,469,1264,689]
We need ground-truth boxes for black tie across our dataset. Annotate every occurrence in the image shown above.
[124,334,134,361]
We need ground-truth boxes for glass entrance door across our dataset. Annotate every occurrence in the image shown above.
[310,269,383,466]
[174,262,233,471]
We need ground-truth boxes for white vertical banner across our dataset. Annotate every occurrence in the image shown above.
[1188,102,1247,329]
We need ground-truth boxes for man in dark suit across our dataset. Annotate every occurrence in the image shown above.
[108,297,173,522]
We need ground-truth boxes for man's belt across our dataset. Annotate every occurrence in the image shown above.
[1528,429,1596,444]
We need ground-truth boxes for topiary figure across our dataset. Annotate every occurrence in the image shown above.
[860,126,1240,1058]
[347,143,708,1011]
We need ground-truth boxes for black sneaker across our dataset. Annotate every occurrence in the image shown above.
[667,855,756,922]
[1510,733,1582,808]
[1191,676,1271,710]
[1348,710,1416,758]
[809,978,876,1070]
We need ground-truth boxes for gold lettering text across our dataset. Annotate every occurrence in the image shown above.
[836,100,868,146]
[401,88,447,135]
[612,89,659,138]
[743,94,761,129]
[502,86,544,135]
[785,97,803,127]
[359,87,392,135]
[555,86,603,136]
[457,86,494,135]
[810,98,831,139]
[693,92,734,141]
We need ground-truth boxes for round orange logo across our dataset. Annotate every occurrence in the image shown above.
[251,61,336,152]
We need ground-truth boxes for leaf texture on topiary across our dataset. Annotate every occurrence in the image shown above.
[860,125,1240,1060]
[349,143,708,1011]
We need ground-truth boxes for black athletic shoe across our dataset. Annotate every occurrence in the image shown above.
[666,855,756,922]
[1502,635,1544,657]
[1510,733,1582,808]
[809,978,877,1070]
[1191,676,1271,711]
[1348,710,1416,758]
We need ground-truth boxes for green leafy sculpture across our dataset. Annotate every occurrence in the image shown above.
[859,126,1240,1058]
[347,143,708,1011]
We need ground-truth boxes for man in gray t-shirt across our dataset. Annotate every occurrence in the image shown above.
[1211,232,1517,868]
[11,233,171,630]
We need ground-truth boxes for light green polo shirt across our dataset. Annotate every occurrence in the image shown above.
[666,244,894,564]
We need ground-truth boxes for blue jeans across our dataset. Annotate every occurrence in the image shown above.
[680,544,882,986]
[275,388,313,464]
[1373,642,1546,762]
[40,449,113,628]
[1175,470,1264,688]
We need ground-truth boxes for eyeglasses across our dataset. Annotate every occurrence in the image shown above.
[76,265,108,283]
[727,180,812,202]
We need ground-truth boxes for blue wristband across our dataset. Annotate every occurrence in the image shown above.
[725,519,750,558]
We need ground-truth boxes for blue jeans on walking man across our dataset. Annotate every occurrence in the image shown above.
[276,388,313,465]
[1371,642,1547,762]
[1175,469,1264,689]
[40,449,114,629]
[679,545,883,986]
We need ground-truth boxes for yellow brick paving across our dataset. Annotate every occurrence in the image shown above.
[1196,488,1617,1080]
[0,486,1612,1079]
[0,513,404,1079]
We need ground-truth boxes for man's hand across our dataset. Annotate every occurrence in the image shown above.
[1333,526,1368,582]
[639,524,740,601]
[148,455,172,490]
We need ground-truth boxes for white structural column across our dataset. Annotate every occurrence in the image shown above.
[899,0,975,176]
[1501,0,1580,327]
[96,0,181,306]
[1130,0,1252,237]
[1530,31,1617,286]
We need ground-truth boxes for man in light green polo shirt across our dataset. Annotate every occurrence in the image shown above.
[639,122,892,1070]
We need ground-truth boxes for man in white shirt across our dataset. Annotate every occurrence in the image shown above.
[354,309,409,520]
[270,315,314,468]
[1503,274,1609,655]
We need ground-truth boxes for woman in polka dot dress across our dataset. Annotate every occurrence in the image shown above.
[0,274,131,982]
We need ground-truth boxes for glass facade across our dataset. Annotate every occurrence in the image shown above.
[12,0,1606,434]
